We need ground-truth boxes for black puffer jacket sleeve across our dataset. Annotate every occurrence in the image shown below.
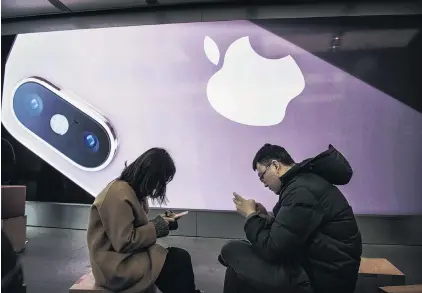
[244,185,324,263]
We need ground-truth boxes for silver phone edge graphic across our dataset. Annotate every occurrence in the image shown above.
[8,77,119,172]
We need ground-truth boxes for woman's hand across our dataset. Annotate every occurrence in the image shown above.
[161,216,176,224]
[160,211,176,223]
[164,210,178,218]
[162,211,178,231]
[151,215,171,238]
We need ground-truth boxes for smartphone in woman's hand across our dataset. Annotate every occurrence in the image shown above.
[173,211,189,219]
[164,210,189,219]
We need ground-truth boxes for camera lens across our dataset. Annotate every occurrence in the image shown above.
[83,132,99,152]
[26,94,44,116]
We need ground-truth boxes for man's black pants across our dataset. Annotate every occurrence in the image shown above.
[220,240,313,293]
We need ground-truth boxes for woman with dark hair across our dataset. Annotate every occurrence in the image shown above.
[87,148,201,293]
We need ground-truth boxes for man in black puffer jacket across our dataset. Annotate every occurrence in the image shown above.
[220,144,362,293]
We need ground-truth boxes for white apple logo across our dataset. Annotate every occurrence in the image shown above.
[204,36,306,126]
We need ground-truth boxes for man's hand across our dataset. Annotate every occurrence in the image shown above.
[255,202,268,215]
[233,192,256,218]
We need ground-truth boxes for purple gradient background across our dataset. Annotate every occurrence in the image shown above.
[6,20,422,214]
[163,21,422,214]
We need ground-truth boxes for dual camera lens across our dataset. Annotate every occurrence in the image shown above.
[26,94,44,116]
[25,94,99,152]
[83,132,100,152]
[13,79,114,169]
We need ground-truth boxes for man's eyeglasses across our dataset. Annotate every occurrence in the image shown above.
[259,164,271,181]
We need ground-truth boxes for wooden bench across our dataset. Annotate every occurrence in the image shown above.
[379,285,422,293]
[69,271,111,293]
[359,258,404,276]
[69,271,157,293]
[356,258,406,293]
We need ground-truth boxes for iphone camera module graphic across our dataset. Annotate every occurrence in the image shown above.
[11,77,117,171]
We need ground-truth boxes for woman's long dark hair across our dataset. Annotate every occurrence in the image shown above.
[119,148,176,205]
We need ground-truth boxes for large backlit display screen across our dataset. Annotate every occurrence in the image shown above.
[3,18,422,214]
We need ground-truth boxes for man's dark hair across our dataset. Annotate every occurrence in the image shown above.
[252,144,295,171]
[119,148,176,205]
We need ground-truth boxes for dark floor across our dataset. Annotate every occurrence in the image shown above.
[19,226,422,293]
[20,226,227,293]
